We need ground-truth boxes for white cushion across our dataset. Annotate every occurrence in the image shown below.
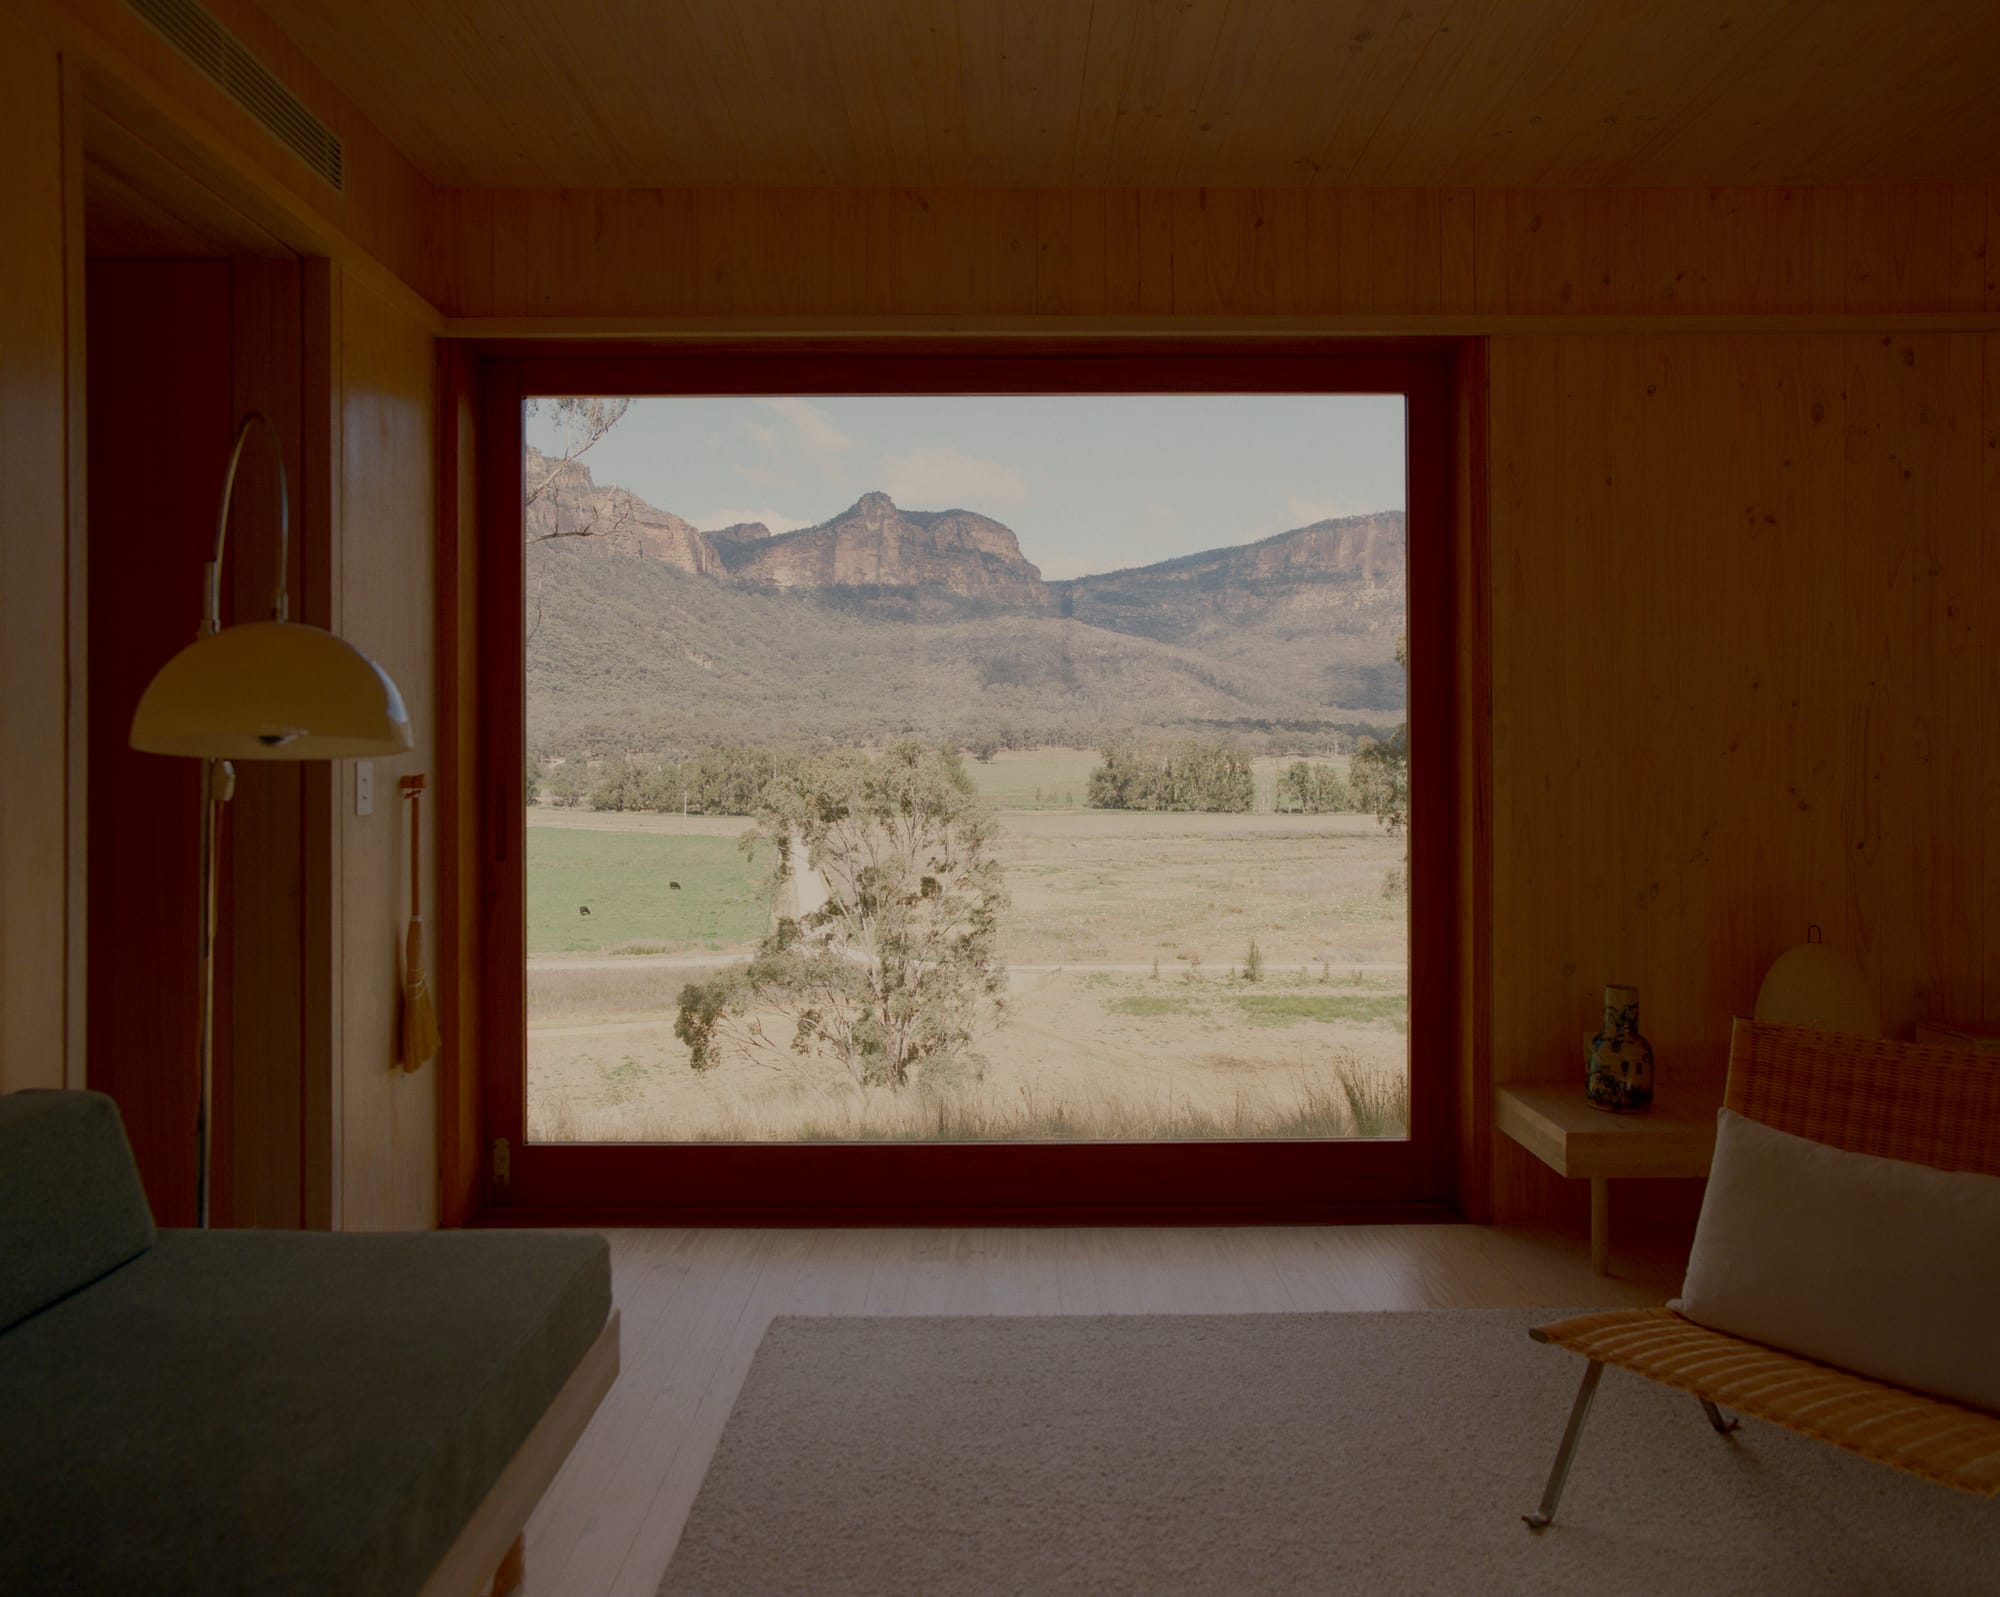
[1677,1107,2000,1415]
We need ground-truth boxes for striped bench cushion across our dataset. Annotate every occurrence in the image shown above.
[1531,1307,2000,1495]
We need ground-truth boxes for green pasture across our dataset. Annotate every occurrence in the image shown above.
[527,825,770,955]
[1110,993,1195,1018]
[1232,992,1409,1030]
[1107,984,1407,1029]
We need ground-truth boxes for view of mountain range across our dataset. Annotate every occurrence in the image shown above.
[525,447,1407,758]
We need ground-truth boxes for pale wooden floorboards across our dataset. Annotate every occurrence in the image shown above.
[520,1225,1674,1597]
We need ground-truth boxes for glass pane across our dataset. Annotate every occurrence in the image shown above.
[523,395,1410,1144]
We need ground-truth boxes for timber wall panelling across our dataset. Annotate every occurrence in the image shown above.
[431,185,2000,323]
[337,265,440,1231]
[1451,341,1494,1225]
[435,340,482,1229]
[336,266,442,1240]
[1487,331,1999,1222]
[82,260,232,1225]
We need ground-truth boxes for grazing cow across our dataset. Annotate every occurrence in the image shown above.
[669,881,682,890]
[578,906,591,916]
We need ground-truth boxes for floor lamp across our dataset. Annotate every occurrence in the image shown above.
[130,411,412,1227]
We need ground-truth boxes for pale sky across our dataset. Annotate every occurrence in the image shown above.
[528,394,1406,580]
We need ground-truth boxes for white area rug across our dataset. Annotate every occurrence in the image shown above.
[659,1310,1999,1596]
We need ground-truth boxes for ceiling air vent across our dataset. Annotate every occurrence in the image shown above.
[126,0,345,192]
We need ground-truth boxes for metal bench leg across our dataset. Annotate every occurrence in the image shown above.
[1523,1360,1604,1530]
[1700,1398,1741,1435]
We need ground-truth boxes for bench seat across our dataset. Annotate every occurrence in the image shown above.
[0,1226,610,1596]
[1532,1306,2000,1494]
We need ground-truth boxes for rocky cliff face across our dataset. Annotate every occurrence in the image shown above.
[717,491,1053,612]
[525,448,766,575]
[703,520,774,547]
[1052,511,1406,645]
[524,459,1046,612]
[523,451,1402,650]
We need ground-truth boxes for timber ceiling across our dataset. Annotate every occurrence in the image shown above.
[259,1,2000,190]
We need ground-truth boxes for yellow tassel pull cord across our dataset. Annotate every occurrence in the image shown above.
[398,774,442,1070]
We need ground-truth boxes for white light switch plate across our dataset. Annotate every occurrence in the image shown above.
[355,760,374,816]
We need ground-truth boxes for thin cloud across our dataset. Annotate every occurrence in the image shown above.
[766,398,856,482]
[879,445,1027,510]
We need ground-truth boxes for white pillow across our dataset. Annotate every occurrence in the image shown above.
[1677,1107,2000,1415]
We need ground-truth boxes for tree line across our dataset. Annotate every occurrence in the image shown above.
[1086,738,1256,812]
[1276,735,1407,821]
[535,714,1388,769]
[1081,736,1406,820]
[1348,727,1409,833]
[1276,760,1360,814]
[534,746,797,816]
[532,730,1409,826]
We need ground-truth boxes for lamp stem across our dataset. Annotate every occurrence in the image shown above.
[195,757,235,1228]
[189,408,282,1226]
[206,411,291,634]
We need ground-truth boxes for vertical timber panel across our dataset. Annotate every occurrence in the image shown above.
[1452,339,1493,1222]
[1910,336,1985,1023]
[1836,334,1921,1036]
[1099,188,1143,315]
[436,340,481,1227]
[299,259,342,1227]
[1844,188,1954,314]
[1486,335,1576,1224]
[337,269,438,1230]
[1439,188,1478,313]
[1984,337,2000,1019]
[762,189,859,315]
[83,261,233,1224]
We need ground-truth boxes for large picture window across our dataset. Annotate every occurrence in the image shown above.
[479,348,1459,1219]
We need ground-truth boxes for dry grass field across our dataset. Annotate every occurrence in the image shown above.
[526,749,1409,1144]
[527,967,1406,1144]
[994,807,1404,971]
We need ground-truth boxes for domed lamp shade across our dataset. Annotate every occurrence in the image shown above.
[1753,928,1881,1038]
[130,620,410,759]
[131,412,411,1229]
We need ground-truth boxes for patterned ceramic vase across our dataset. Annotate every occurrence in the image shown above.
[1586,984,1655,1113]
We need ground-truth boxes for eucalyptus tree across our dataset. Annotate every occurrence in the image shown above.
[676,741,1008,1089]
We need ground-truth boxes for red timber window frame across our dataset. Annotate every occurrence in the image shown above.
[474,341,1469,1224]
